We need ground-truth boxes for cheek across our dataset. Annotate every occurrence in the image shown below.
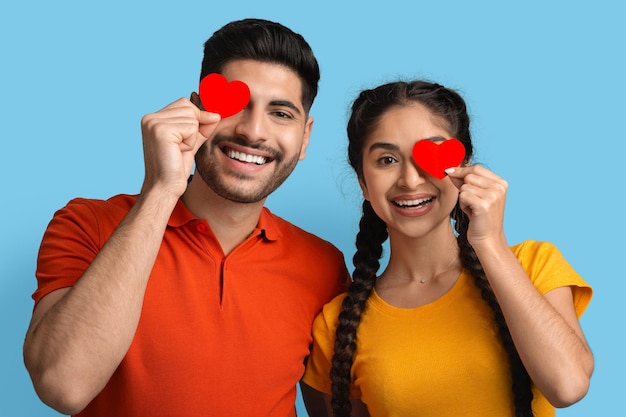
[360,170,384,201]
[441,182,460,207]
[283,130,307,153]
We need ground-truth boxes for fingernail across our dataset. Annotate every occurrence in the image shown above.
[445,168,455,174]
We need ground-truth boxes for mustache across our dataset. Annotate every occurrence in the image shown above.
[211,134,283,162]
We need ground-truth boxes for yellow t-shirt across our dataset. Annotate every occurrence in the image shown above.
[302,240,592,417]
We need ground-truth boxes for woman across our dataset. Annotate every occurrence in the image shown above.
[301,80,593,417]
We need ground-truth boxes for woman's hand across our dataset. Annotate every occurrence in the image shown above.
[445,165,508,248]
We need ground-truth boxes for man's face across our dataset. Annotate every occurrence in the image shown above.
[195,59,313,204]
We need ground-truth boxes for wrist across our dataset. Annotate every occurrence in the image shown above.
[135,184,181,221]
[470,233,510,259]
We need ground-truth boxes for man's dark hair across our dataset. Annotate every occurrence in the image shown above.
[200,18,320,112]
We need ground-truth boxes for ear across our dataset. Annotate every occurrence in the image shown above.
[358,176,370,201]
[298,116,314,161]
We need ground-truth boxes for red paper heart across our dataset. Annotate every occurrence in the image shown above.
[198,73,250,118]
[412,138,466,180]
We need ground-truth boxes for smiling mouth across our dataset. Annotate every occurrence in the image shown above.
[223,147,272,165]
[392,197,434,208]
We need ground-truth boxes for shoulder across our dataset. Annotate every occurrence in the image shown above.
[510,240,592,308]
[315,293,348,329]
[509,239,568,271]
[63,194,137,213]
[56,194,137,214]
[45,194,138,242]
[260,208,350,290]
[53,194,137,222]
[510,239,558,255]
[263,208,344,256]
[307,293,348,352]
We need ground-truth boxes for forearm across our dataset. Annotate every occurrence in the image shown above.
[473,239,593,407]
[24,188,178,413]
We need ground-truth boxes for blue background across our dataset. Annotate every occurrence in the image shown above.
[1,1,623,415]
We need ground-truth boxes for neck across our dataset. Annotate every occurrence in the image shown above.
[383,222,460,284]
[182,175,265,254]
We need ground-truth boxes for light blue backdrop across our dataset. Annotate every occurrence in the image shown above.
[1,1,623,415]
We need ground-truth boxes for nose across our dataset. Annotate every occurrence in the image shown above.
[233,105,269,143]
[397,161,426,189]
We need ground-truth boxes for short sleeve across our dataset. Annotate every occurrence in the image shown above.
[33,199,105,305]
[513,240,593,318]
[303,294,354,395]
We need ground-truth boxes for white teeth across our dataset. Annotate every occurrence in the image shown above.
[227,149,267,165]
[394,197,433,207]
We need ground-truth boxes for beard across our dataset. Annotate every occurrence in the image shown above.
[194,134,301,204]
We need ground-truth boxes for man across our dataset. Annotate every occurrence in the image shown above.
[24,18,349,416]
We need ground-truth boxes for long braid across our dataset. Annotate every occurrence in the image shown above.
[330,201,388,417]
[452,204,534,417]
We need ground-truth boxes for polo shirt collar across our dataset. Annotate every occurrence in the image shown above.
[256,207,281,241]
[167,199,196,228]
[167,199,281,242]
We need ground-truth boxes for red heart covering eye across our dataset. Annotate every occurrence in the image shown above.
[412,138,466,180]
[198,73,250,118]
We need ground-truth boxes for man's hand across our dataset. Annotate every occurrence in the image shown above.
[140,96,220,198]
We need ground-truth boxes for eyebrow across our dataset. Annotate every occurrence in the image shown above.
[269,99,302,115]
[426,135,447,142]
[367,142,399,153]
[367,136,448,153]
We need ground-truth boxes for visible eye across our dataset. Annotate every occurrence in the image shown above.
[272,110,294,120]
[377,156,397,165]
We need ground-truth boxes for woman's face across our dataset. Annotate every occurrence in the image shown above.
[359,102,461,240]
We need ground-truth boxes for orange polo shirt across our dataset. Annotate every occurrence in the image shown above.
[34,194,350,417]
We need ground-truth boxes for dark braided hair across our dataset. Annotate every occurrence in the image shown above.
[331,80,533,417]
[453,204,534,417]
[331,200,387,416]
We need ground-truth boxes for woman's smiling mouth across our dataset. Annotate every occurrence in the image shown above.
[392,196,434,208]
